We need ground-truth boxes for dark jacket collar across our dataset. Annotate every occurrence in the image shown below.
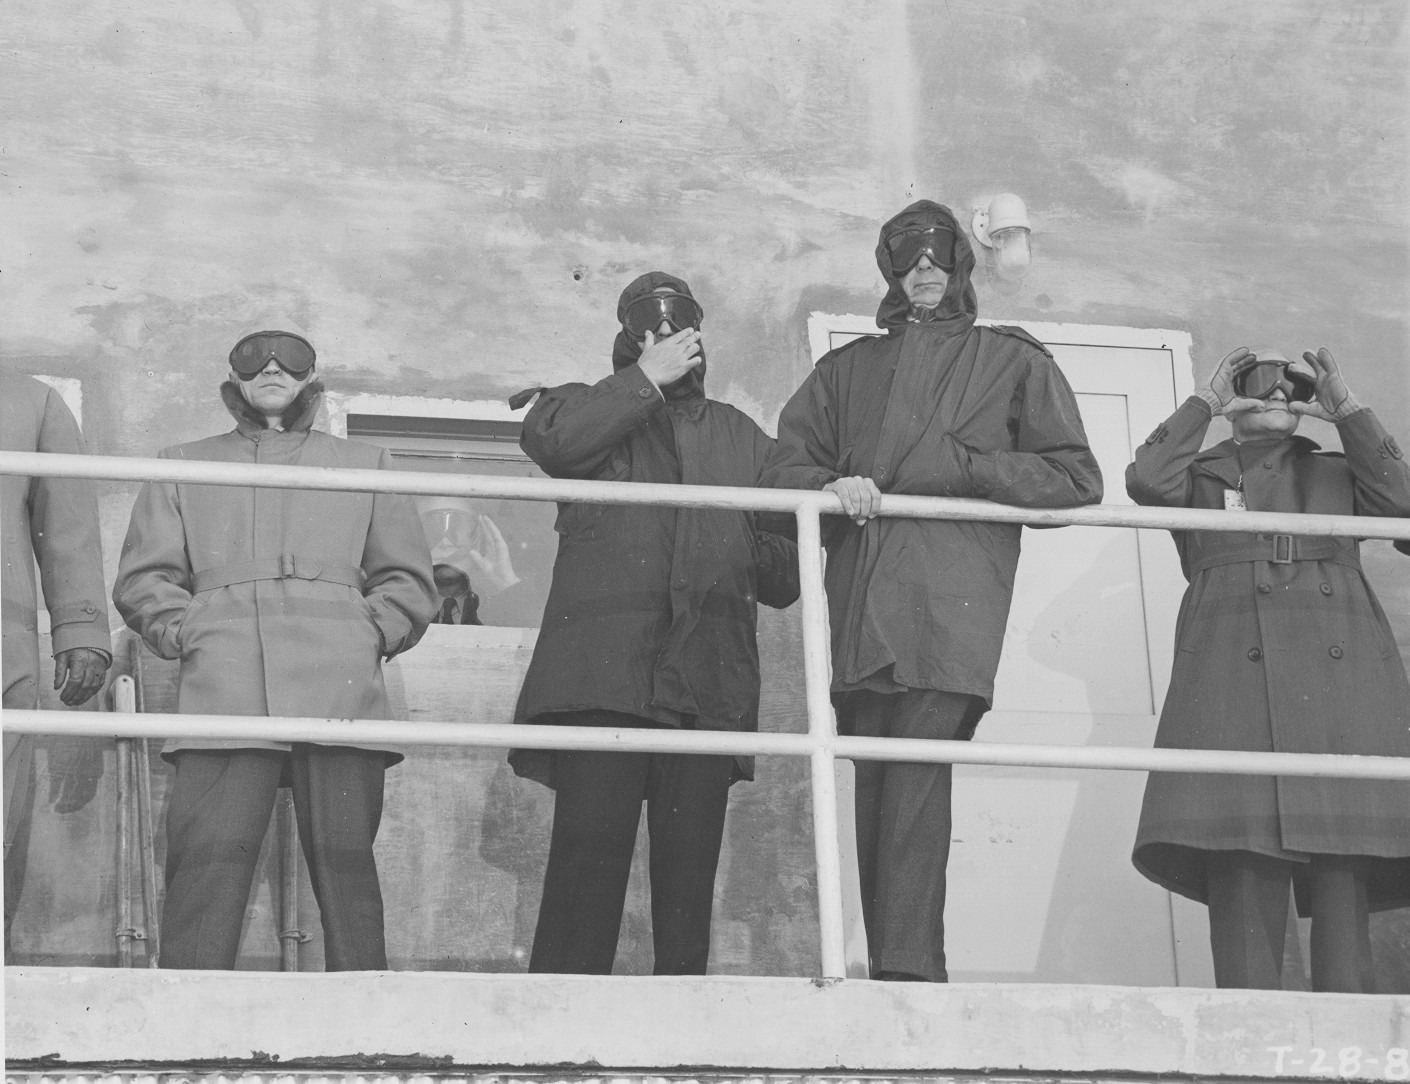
[220,378,325,436]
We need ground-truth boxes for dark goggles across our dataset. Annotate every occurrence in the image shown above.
[622,292,704,340]
[1232,361,1316,403]
[229,331,317,380]
[885,226,957,275]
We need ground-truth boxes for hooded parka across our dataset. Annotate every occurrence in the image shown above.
[762,201,1103,704]
[1129,396,1410,911]
[113,382,437,762]
[509,272,799,787]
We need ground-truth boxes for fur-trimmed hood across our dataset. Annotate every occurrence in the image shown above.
[220,378,325,433]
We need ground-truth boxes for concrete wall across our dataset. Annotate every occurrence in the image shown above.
[4,0,1408,980]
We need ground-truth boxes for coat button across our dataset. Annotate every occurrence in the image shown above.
[84,604,96,613]
[1320,583,1333,595]
[1263,460,1273,469]
[1256,583,1270,594]
[637,387,654,399]
[1247,647,1262,662]
[1329,646,1344,659]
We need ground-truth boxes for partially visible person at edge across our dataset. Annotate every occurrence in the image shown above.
[113,330,436,971]
[1128,345,1410,992]
[507,272,800,975]
[761,200,1103,983]
[2,371,112,953]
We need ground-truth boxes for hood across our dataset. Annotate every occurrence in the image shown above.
[874,200,979,334]
[220,378,325,433]
[611,270,707,400]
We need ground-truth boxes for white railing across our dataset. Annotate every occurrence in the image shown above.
[5,449,1410,979]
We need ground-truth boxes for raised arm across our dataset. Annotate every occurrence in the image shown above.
[520,365,665,478]
[1294,349,1410,520]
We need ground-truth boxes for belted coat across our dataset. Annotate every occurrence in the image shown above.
[508,283,799,787]
[1128,396,1410,911]
[113,382,436,762]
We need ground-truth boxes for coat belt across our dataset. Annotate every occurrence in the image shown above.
[192,556,365,594]
[1190,533,1361,574]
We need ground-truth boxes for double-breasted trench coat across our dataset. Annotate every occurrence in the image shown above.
[762,201,1103,708]
[508,300,799,788]
[1128,396,1410,910]
[113,382,436,762]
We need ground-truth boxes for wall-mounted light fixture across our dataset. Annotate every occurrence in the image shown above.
[971,193,1031,285]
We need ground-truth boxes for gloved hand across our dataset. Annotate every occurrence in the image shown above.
[1291,347,1361,422]
[1199,347,1263,418]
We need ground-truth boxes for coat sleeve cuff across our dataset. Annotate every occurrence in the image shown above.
[1336,407,1401,461]
[615,363,666,408]
[50,601,112,657]
[368,604,412,658]
[152,620,183,661]
[967,450,996,496]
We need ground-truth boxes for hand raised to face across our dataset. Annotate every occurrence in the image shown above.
[636,327,702,391]
[1204,347,1265,418]
[1290,347,1360,422]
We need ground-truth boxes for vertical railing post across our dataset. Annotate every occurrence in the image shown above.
[796,502,847,979]
[114,736,134,967]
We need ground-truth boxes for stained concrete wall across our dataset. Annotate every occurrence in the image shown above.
[3,1,1408,980]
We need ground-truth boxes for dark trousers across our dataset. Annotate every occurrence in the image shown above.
[529,710,734,975]
[839,688,978,983]
[1207,849,1375,992]
[161,745,387,971]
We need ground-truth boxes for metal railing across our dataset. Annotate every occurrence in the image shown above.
[5,448,1410,978]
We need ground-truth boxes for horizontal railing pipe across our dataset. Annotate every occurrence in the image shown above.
[8,710,1410,781]
[3,450,1410,540]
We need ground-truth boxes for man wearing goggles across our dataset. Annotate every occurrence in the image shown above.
[508,271,799,977]
[621,290,704,343]
[226,330,318,428]
[113,329,436,972]
[764,200,1102,984]
[1129,344,1410,992]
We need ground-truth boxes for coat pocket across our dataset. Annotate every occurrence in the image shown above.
[172,594,210,657]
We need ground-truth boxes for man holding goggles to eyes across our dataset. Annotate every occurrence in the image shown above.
[113,329,436,971]
[508,272,799,976]
[1128,345,1410,992]
[763,200,1102,983]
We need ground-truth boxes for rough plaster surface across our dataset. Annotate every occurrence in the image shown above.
[4,0,1410,995]
[8,967,1410,1077]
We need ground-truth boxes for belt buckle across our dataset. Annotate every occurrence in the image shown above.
[1271,534,1293,564]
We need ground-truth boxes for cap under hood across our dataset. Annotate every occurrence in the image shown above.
[874,200,978,335]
